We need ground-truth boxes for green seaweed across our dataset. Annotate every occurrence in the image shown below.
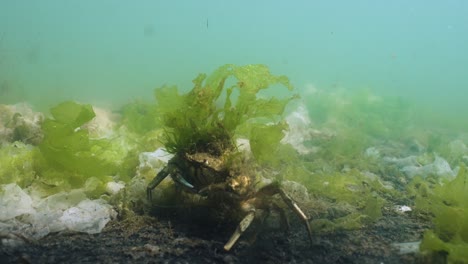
[40,101,111,177]
[119,101,160,135]
[304,90,414,172]
[0,142,39,188]
[38,101,131,193]
[249,122,287,163]
[416,166,468,263]
[306,90,411,140]
[278,147,390,232]
[154,64,296,160]
[31,65,295,196]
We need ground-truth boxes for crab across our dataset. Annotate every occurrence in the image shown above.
[147,147,313,251]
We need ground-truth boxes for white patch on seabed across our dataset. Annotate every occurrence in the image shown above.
[0,184,116,240]
[236,138,251,154]
[59,199,116,234]
[281,104,317,155]
[391,241,421,255]
[0,184,34,221]
[139,148,174,168]
[384,154,458,179]
[365,147,380,158]
[106,181,126,195]
[82,106,119,139]
[395,205,412,213]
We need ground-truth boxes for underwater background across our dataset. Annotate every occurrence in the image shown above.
[1,0,467,114]
[1,1,468,263]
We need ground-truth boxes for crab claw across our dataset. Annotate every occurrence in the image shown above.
[172,172,195,191]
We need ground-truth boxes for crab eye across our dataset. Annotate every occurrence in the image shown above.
[203,159,209,165]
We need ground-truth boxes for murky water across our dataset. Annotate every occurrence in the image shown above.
[1,2,468,263]
[1,1,467,113]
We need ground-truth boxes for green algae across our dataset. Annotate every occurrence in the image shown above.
[1,65,440,240]
[0,65,297,200]
[308,90,411,140]
[40,101,114,178]
[308,170,387,232]
[154,64,296,159]
[249,122,287,163]
[0,142,39,188]
[36,101,137,196]
[119,100,160,135]
[414,166,468,263]
[271,144,392,232]
[15,64,296,199]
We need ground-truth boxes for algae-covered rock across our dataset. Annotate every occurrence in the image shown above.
[0,103,44,145]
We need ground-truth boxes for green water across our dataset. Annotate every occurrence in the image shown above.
[1,2,468,262]
[1,1,467,115]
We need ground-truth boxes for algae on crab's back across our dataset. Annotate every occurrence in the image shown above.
[154,64,297,163]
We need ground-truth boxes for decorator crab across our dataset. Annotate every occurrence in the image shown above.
[147,146,313,251]
[146,64,313,251]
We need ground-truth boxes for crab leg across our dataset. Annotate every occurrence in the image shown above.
[271,202,290,232]
[278,188,313,245]
[224,210,256,251]
[147,166,171,200]
[257,184,313,245]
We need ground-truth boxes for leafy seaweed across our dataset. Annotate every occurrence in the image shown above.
[119,100,160,135]
[154,64,296,160]
[416,166,468,263]
[0,142,38,188]
[39,101,117,189]
[269,144,391,232]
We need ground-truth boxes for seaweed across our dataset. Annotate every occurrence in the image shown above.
[119,100,160,135]
[38,101,128,194]
[154,64,297,160]
[32,65,295,196]
[307,170,387,231]
[416,166,468,263]
[0,142,39,187]
[304,90,414,172]
[271,145,391,232]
